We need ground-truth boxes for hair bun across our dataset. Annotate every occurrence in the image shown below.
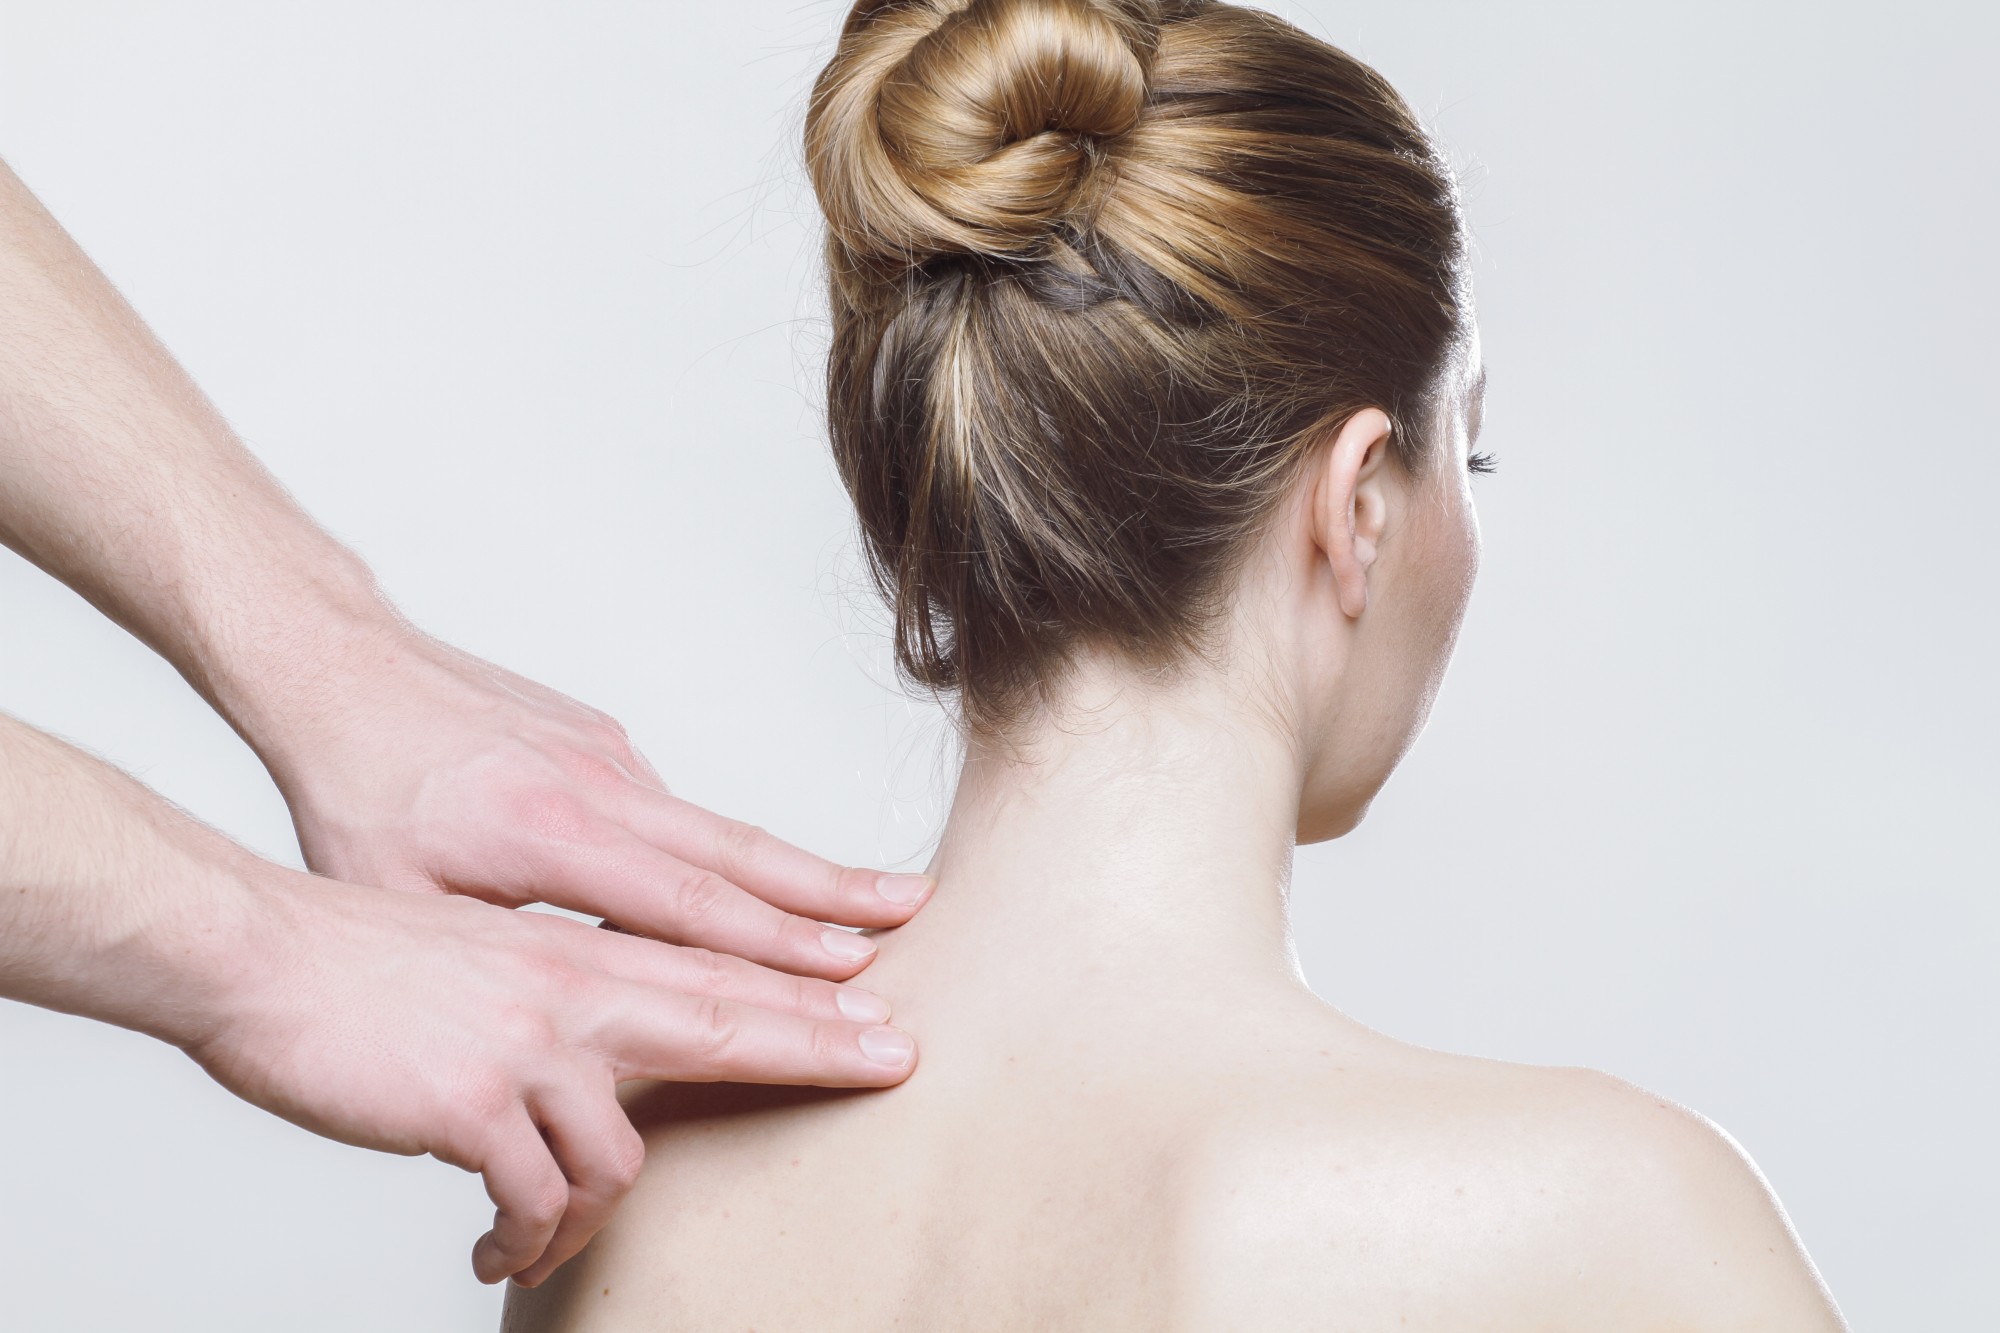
[809,0,1157,261]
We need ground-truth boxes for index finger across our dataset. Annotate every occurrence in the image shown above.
[616,790,935,929]
[594,979,918,1087]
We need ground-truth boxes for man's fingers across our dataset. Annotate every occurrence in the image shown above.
[600,982,918,1087]
[616,790,934,929]
[470,1110,570,1285]
[575,921,892,1024]
[533,830,885,981]
[511,1081,646,1289]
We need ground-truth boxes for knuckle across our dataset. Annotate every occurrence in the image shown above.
[680,945,731,996]
[691,996,741,1063]
[673,871,736,929]
[603,1135,645,1191]
[777,910,819,953]
[484,985,569,1056]
[807,1019,846,1071]
[584,708,628,741]
[522,1178,569,1231]
[530,956,594,1007]
[717,819,768,869]
[569,711,634,757]
[460,1073,519,1127]
[558,745,630,790]
[836,863,881,902]
[511,788,597,847]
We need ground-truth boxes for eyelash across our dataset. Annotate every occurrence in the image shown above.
[1467,450,1499,475]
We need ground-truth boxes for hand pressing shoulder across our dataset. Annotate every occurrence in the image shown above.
[1176,1053,1847,1333]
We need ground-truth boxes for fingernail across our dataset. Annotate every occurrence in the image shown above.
[875,873,934,906]
[820,928,876,962]
[858,1026,915,1067]
[836,988,892,1023]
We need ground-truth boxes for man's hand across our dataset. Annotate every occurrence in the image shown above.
[0,715,918,1289]
[193,872,916,1288]
[0,154,933,1285]
[0,155,933,969]
[222,614,934,975]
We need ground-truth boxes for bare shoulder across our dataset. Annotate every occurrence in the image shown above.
[1469,1061,1847,1330]
[1179,1040,1848,1332]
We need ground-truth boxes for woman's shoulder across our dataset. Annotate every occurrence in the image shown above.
[1175,1032,1847,1331]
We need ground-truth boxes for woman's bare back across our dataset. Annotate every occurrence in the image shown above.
[504,978,1840,1332]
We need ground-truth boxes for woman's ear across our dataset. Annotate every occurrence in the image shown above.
[1311,408,1395,619]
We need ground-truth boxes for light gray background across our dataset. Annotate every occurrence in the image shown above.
[0,1,1991,1328]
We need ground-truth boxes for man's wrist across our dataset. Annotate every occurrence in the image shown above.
[186,545,408,779]
[0,712,288,1052]
[111,852,279,1053]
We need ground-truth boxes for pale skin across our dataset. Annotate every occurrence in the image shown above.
[0,157,932,1286]
[507,342,1850,1330]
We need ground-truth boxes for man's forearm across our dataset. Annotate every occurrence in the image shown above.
[0,157,391,760]
[0,712,261,1048]
[0,706,919,1286]
[0,155,934,1007]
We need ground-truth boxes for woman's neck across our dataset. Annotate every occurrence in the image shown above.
[869,662,1312,1044]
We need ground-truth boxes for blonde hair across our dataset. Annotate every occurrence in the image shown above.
[807,0,1470,732]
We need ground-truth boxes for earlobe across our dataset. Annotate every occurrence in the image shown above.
[1313,408,1395,620]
